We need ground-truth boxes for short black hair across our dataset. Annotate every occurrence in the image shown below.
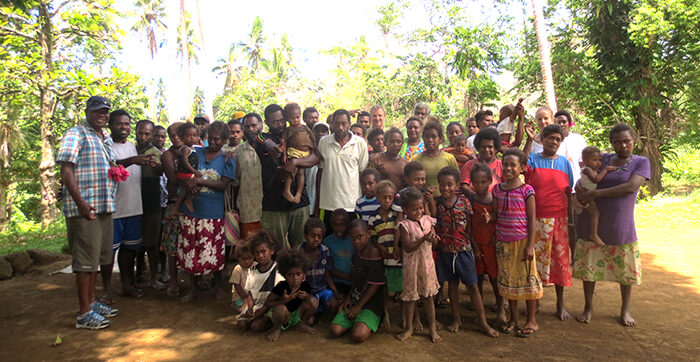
[227,118,242,127]
[403,161,424,178]
[135,119,154,130]
[609,123,636,142]
[350,123,367,137]
[405,116,422,128]
[360,167,380,182]
[303,107,318,119]
[474,110,493,122]
[304,217,326,235]
[399,186,423,208]
[177,122,198,139]
[348,218,369,233]
[277,248,311,275]
[470,162,493,181]
[541,124,564,139]
[422,120,444,140]
[437,166,460,184]
[357,111,370,119]
[446,121,465,133]
[154,125,166,133]
[367,127,384,142]
[207,120,230,140]
[581,146,601,160]
[453,134,468,144]
[384,127,403,141]
[243,112,262,124]
[330,208,350,222]
[554,110,572,125]
[249,230,276,251]
[502,147,527,166]
[264,104,283,121]
[108,109,131,125]
[474,128,500,149]
[333,109,352,125]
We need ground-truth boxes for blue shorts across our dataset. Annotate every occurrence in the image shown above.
[315,288,335,314]
[113,215,143,252]
[436,250,478,285]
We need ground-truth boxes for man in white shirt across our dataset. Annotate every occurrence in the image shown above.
[103,109,155,300]
[316,109,369,231]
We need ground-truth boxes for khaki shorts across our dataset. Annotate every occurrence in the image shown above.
[142,211,162,248]
[67,213,114,272]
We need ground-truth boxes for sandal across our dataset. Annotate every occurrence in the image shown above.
[97,294,116,305]
[516,327,538,338]
[498,323,518,334]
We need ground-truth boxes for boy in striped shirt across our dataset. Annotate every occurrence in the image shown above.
[355,168,381,221]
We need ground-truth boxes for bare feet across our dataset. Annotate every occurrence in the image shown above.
[413,314,423,332]
[619,311,637,327]
[557,303,572,321]
[480,322,499,338]
[380,314,391,330]
[446,319,461,332]
[430,327,441,343]
[396,329,413,341]
[577,308,593,324]
[266,328,282,341]
[590,233,605,247]
[296,324,318,335]
[148,279,166,290]
[180,288,197,303]
[434,319,443,330]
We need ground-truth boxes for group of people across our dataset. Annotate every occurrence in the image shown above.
[58,96,649,344]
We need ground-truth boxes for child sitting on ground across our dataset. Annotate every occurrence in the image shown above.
[434,167,498,337]
[299,218,341,317]
[280,102,316,204]
[444,134,472,170]
[323,209,354,298]
[367,180,401,329]
[578,146,617,246]
[229,242,256,313]
[239,231,284,332]
[330,219,386,343]
[396,187,441,343]
[492,148,543,338]
[264,249,319,341]
[174,122,202,214]
[355,168,381,221]
[469,163,505,326]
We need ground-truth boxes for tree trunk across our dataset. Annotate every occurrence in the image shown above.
[38,2,59,228]
[0,180,8,232]
[633,65,663,195]
[531,0,557,111]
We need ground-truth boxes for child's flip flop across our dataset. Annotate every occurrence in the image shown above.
[516,327,538,338]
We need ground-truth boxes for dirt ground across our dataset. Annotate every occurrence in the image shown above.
[1,226,699,362]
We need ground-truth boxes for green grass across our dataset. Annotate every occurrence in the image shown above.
[662,146,700,192]
[636,188,700,230]
[0,220,67,256]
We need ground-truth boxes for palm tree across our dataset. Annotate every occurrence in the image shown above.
[212,43,243,93]
[531,0,557,110]
[131,0,167,59]
[155,78,169,125]
[177,9,200,121]
[240,16,266,72]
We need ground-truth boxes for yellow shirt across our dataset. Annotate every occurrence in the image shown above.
[409,150,459,196]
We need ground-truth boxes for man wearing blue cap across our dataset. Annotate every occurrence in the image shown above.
[56,96,120,329]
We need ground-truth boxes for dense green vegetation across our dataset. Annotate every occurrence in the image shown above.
[0,0,697,234]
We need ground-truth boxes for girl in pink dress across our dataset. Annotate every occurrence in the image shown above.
[396,187,441,343]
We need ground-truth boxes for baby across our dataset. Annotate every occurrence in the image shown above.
[578,146,617,246]
[229,242,256,313]
[280,103,316,204]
